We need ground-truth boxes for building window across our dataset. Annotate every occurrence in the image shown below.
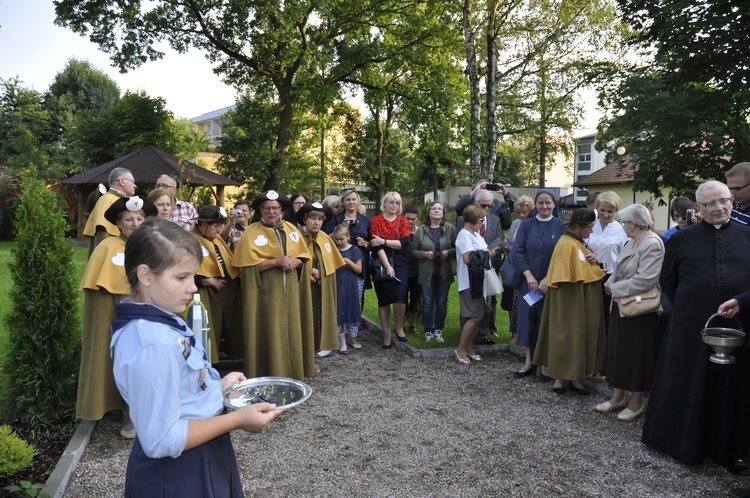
[577,143,592,171]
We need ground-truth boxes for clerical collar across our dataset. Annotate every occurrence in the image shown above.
[109,188,127,197]
[536,215,552,222]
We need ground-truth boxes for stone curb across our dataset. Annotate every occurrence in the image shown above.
[360,315,614,397]
[44,420,96,498]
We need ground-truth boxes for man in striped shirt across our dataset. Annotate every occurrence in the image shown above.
[726,162,750,226]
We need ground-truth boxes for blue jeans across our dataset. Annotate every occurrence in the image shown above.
[421,274,449,333]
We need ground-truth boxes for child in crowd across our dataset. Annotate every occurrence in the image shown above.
[332,224,364,350]
[110,218,280,496]
[296,203,346,358]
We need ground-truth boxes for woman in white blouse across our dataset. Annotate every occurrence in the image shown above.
[586,191,629,376]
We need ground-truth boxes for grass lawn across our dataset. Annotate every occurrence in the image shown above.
[0,240,510,357]
[361,283,511,348]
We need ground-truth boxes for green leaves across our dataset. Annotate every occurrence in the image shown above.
[597,1,750,196]
[3,167,80,423]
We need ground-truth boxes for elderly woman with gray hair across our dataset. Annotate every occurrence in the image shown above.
[597,204,664,422]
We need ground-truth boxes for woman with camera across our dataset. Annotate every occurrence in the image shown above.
[221,199,251,252]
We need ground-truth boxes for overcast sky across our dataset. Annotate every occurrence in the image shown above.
[0,0,237,119]
[0,0,600,133]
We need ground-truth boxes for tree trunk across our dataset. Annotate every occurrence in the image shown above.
[264,85,295,191]
[483,0,499,181]
[462,0,482,184]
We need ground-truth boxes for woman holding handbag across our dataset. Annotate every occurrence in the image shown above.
[411,201,457,343]
[598,204,664,421]
[370,192,412,348]
[455,205,501,364]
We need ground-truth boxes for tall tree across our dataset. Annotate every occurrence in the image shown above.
[597,0,750,196]
[54,0,440,191]
[70,90,176,168]
[0,79,52,175]
[459,0,622,184]
[44,59,121,175]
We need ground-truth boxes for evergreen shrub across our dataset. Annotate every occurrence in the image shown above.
[2,167,80,422]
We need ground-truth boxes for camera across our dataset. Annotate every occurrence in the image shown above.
[485,183,501,191]
[230,209,243,217]
[686,209,695,226]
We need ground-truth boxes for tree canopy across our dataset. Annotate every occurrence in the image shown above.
[54,0,450,192]
[597,0,750,196]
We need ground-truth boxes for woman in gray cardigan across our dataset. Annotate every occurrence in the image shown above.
[411,201,457,342]
[599,204,665,422]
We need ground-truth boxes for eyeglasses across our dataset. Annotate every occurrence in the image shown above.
[123,178,136,185]
[292,201,306,206]
[728,181,750,193]
[155,183,174,190]
[479,204,492,210]
[697,198,732,209]
[261,206,282,212]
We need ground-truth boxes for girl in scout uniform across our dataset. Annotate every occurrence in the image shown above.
[110,218,280,497]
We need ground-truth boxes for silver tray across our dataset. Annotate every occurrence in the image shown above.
[223,376,312,411]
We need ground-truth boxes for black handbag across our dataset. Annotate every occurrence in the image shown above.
[370,254,394,281]
[370,217,400,282]
[498,206,513,230]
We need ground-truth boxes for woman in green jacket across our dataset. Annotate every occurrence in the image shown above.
[410,201,457,342]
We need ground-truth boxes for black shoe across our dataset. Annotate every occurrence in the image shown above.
[729,487,750,498]
[382,343,392,350]
[569,383,590,395]
[514,367,536,379]
[553,386,566,394]
[538,373,553,383]
[729,459,750,476]
[477,337,495,346]
[396,334,408,343]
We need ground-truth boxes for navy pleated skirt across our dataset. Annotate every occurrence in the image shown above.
[125,432,243,498]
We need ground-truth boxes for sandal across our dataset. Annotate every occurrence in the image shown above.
[409,327,419,334]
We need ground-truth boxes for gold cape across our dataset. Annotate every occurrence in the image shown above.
[233,221,311,268]
[83,191,123,237]
[80,235,130,295]
[301,229,346,276]
[545,232,605,288]
[191,229,240,279]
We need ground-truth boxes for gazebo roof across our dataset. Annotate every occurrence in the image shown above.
[60,145,240,187]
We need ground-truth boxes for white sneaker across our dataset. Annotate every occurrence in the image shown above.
[425,331,433,341]
[433,330,444,343]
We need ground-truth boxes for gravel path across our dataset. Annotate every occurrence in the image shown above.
[64,329,744,497]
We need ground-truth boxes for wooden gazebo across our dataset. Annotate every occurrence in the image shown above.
[61,146,241,239]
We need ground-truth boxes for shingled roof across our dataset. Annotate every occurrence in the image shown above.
[573,157,634,187]
[60,145,240,187]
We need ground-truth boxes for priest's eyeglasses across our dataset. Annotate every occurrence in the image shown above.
[696,198,732,209]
